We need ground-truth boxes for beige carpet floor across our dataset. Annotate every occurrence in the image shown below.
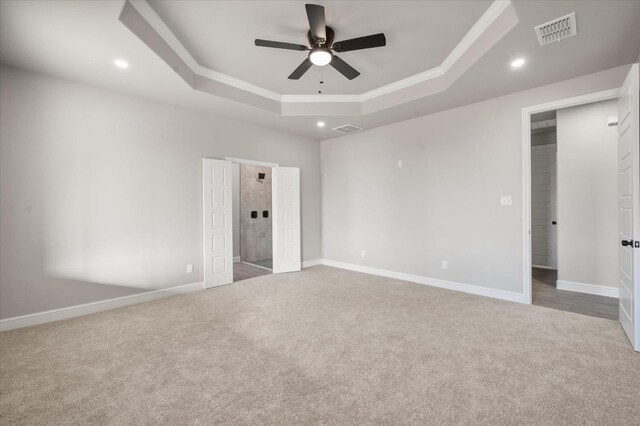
[1,265,639,425]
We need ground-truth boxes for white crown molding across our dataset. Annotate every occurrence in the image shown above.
[194,65,281,102]
[122,0,517,115]
[128,0,198,69]
[280,94,361,103]
[358,0,511,102]
[127,0,282,102]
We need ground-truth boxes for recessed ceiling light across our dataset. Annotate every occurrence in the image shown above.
[317,121,326,128]
[511,58,526,69]
[113,59,129,69]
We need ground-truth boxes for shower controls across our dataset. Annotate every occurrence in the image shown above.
[263,210,269,218]
[251,211,258,218]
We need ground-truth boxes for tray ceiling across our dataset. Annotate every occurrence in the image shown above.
[120,0,518,116]
[1,0,639,139]
[147,0,493,95]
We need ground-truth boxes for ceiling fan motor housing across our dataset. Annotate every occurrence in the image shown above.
[308,26,335,48]
[254,4,385,80]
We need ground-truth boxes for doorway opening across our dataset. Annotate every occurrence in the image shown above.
[203,156,302,288]
[529,104,619,320]
[523,90,621,321]
[233,161,274,282]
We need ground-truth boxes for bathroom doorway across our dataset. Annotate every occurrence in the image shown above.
[203,157,301,287]
[238,163,273,271]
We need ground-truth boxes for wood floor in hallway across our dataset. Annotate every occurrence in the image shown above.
[532,267,618,320]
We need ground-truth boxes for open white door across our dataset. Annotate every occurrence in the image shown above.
[272,167,301,273]
[203,159,233,288]
[618,63,639,351]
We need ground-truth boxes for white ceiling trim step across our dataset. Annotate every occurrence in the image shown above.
[121,0,518,116]
[282,0,514,104]
[125,0,281,102]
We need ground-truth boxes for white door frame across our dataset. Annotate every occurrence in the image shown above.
[225,157,279,168]
[521,88,619,304]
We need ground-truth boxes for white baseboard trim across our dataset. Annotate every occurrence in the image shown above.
[532,264,557,270]
[233,256,241,263]
[302,259,323,268]
[0,281,205,332]
[556,280,619,298]
[317,259,527,304]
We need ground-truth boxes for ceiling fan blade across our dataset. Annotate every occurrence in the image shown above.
[255,39,309,51]
[288,58,313,80]
[305,4,326,42]
[332,33,386,52]
[330,55,360,80]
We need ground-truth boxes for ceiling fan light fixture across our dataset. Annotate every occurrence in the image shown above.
[255,3,385,79]
[309,48,332,66]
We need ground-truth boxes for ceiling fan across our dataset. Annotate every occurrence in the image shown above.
[254,3,386,80]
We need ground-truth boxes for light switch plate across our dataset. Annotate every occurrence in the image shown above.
[186,264,194,274]
[397,160,403,168]
[500,196,512,206]
[442,260,448,270]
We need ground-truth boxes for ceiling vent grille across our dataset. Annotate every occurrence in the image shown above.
[332,124,363,135]
[535,12,577,46]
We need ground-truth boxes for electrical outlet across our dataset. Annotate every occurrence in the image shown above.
[186,264,194,274]
[500,196,512,206]
[361,250,366,258]
[441,260,448,270]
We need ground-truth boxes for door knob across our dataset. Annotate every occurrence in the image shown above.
[621,240,634,247]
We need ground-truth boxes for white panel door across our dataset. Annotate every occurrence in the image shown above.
[618,63,639,351]
[203,159,233,288]
[272,167,301,273]
[531,144,558,269]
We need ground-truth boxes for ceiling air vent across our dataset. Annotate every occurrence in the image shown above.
[332,124,363,135]
[535,12,577,46]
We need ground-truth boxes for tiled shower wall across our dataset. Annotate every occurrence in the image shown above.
[240,164,272,263]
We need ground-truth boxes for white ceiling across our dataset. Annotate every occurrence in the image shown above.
[1,0,639,140]
[148,0,492,95]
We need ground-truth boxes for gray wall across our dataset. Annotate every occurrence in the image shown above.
[240,164,272,263]
[0,66,321,319]
[321,65,628,294]
[557,99,618,288]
